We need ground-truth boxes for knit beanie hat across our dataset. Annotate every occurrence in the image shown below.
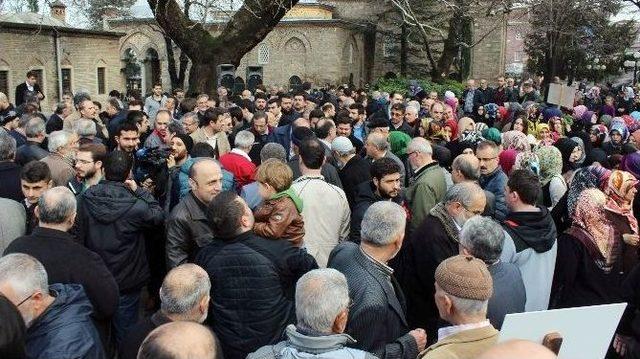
[174,134,194,154]
[435,255,493,301]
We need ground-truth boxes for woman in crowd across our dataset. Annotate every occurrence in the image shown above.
[536,123,554,146]
[603,120,629,156]
[605,170,640,273]
[535,145,566,209]
[554,137,583,184]
[502,130,530,153]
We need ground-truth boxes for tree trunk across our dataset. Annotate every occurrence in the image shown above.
[164,35,181,90]
[434,15,462,82]
[188,61,218,96]
[400,23,407,77]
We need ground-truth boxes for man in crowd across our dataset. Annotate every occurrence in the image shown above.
[501,169,557,312]
[144,110,172,149]
[105,97,128,135]
[0,91,15,118]
[280,93,297,126]
[365,132,406,185]
[390,103,414,136]
[76,150,165,344]
[478,79,493,105]
[335,114,364,153]
[46,101,71,133]
[137,322,222,359]
[0,130,24,203]
[348,103,367,142]
[114,121,140,154]
[477,141,508,221]
[418,255,498,358]
[219,130,256,190]
[405,105,419,129]
[462,79,482,116]
[40,130,78,187]
[275,116,310,160]
[20,161,52,234]
[195,191,317,359]
[351,158,404,243]
[4,186,118,326]
[181,112,199,135]
[332,136,370,208]
[291,138,350,267]
[248,268,378,359]
[459,216,526,329]
[406,137,446,232]
[15,116,48,166]
[68,143,106,196]
[267,98,283,126]
[451,154,496,216]
[166,159,223,268]
[191,108,231,158]
[315,118,338,166]
[247,111,275,165]
[254,92,268,111]
[144,83,168,123]
[1,109,20,142]
[396,182,485,341]
[119,264,211,359]
[329,201,426,359]
[15,70,44,107]
[0,253,105,358]
[492,77,509,106]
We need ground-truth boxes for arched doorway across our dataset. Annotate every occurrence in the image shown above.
[144,48,161,94]
[122,48,142,98]
[233,76,246,95]
[289,75,302,91]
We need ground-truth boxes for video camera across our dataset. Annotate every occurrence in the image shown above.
[133,147,171,184]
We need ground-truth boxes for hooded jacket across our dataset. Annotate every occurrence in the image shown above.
[76,180,164,293]
[26,283,105,359]
[254,188,305,247]
[501,207,558,311]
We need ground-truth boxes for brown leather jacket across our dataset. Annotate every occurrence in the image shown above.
[254,196,304,247]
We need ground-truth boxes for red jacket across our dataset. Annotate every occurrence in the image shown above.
[219,151,256,190]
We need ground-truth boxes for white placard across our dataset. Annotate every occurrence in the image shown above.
[499,303,627,359]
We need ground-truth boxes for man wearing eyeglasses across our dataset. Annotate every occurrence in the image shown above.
[476,141,508,221]
[395,182,486,345]
[68,143,106,196]
[389,103,414,137]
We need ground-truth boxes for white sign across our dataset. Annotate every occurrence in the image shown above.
[499,303,627,359]
[547,83,577,109]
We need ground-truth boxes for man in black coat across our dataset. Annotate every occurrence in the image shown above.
[393,182,486,344]
[76,150,165,345]
[15,117,48,166]
[0,130,24,202]
[14,70,44,107]
[118,263,211,359]
[332,136,371,209]
[195,191,317,359]
[328,201,425,359]
[350,158,404,243]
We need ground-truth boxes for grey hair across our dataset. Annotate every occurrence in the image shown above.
[0,253,49,298]
[295,268,350,334]
[19,114,37,129]
[160,264,211,315]
[361,201,407,246]
[448,292,488,316]
[260,142,286,162]
[367,133,389,151]
[460,216,505,262]
[180,112,198,124]
[25,117,46,138]
[452,155,480,181]
[408,137,433,155]
[444,182,484,208]
[168,121,185,136]
[406,100,420,113]
[38,187,77,224]
[234,130,255,149]
[47,130,72,152]
[0,131,17,161]
[74,119,97,137]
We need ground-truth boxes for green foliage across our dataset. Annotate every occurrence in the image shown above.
[373,77,465,98]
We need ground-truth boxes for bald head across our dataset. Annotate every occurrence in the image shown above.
[189,159,223,204]
[137,322,221,359]
[37,187,77,227]
[477,340,556,359]
[452,154,481,182]
[160,264,211,322]
[189,158,221,179]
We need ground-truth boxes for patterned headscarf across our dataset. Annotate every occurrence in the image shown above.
[535,145,563,185]
[503,130,530,152]
[631,111,640,122]
[570,136,587,166]
[571,188,616,271]
[536,123,553,146]
[457,117,475,134]
[605,170,639,234]
[622,151,640,180]
[543,107,563,122]
[590,125,608,147]
[567,165,612,217]
[610,120,630,144]
[514,151,541,176]
[600,114,613,128]
[475,122,489,133]
[581,111,596,127]
[485,103,499,121]
[573,105,588,120]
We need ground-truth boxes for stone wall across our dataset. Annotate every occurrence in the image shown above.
[0,27,123,111]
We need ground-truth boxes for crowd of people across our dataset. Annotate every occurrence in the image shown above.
[2,70,640,358]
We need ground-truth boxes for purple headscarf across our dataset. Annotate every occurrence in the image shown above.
[622,151,640,180]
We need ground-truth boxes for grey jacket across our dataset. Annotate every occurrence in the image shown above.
[248,325,378,359]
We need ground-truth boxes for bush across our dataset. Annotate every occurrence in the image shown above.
[373,77,465,99]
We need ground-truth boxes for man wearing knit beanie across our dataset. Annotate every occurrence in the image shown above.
[418,255,499,359]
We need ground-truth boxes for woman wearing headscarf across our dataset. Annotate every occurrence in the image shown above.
[499,148,517,175]
[605,170,640,274]
[549,116,565,142]
[502,130,530,152]
[585,86,602,111]
[536,123,554,146]
[590,124,608,149]
[474,105,486,124]
[482,127,502,147]
[603,120,629,156]
[483,103,499,128]
[502,113,529,134]
[457,117,475,134]
[535,145,566,209]
[551,188,625,310]
[443,119,458,142]
[570,137,587,167]
[513,151,540,176]
[554,137,583,184]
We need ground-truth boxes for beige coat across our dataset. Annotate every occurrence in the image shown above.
[190,127,230,158]
[418,325,499,359]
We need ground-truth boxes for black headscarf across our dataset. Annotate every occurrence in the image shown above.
[554,138,580,174]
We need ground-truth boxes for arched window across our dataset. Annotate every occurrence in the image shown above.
[258,43,270,65]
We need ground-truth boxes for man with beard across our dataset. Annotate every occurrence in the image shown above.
[394,182,486,344]
[114,121,140,154]
[41,130,78,187]
[165,134,195,212]
[254,92,268,112]
[68,143,106,196]
[350,158,403,243]
[144,110,172,150]
[247,111,275,165]
[267,98,283,127]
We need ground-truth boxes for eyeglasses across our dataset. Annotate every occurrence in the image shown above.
[408,151,419,157]
[16,292,35,307]
[477,156,497,162]
[75,159,94,165]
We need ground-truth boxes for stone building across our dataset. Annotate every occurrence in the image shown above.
[0,1,124,110]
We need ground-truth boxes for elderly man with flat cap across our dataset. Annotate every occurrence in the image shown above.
[418,255,498,359]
